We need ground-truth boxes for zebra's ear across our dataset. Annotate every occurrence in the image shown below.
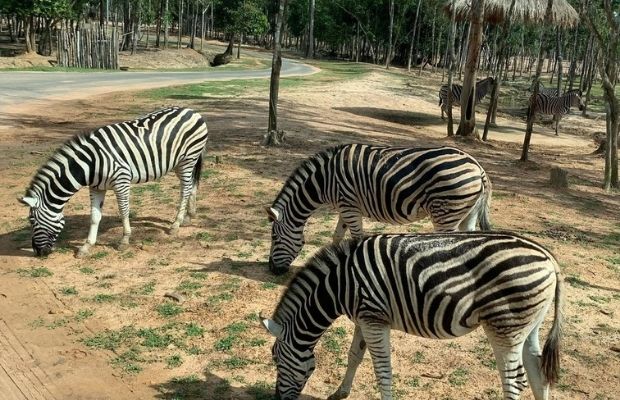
[261,318,283,338]
[265,207,282,223]
[19,196,38,208]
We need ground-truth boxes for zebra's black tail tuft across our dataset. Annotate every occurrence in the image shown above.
[193,153,204,189]
[541,273,563,386]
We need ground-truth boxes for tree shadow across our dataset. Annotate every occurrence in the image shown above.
[151,369,320,400]
[188,259,284,286]
[333,106,441,127]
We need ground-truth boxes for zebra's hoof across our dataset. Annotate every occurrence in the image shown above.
[169,226,180,236]
[181,215,192,226]
[76,247,90,259]
[117,242,130,252]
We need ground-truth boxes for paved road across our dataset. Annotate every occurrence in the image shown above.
[0,57,316,112]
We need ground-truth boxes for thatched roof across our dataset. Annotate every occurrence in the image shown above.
[445,0,579,27]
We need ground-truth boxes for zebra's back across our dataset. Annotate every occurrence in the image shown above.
[77,107,208,188]
[332,144,488,225]
[336,233,558,339]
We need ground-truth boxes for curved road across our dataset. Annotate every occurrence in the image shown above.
[0,56,317,112]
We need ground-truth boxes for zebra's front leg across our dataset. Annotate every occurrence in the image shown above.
[328,325,367,400]
[170,165,195,235]
[77,189,106,258]
[114,181,132,251]
[358,319,393,400]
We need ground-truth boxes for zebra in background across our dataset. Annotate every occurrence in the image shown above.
[266,144,492,275]
[438,76,495,119]
[532,89,584,135]
[262,232,563,400]
[532,81,560,97]
[20,107,208,257]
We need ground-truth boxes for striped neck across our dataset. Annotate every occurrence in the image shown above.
[271,148,335,229]
[273,244,350,350]
[27,143,86,213]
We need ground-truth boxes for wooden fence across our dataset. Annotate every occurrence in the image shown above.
[56,26,118,69]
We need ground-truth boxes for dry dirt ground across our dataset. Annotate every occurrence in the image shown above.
[0,61,618,400]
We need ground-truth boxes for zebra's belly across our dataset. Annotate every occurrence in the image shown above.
[391,319,479,339]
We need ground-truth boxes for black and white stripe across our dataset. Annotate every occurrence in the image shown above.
[535,81,560,97]
[262,232,563,400]
[266,144,492,274]
[438,77,495,119]
[532,89,584,135]
[20,107,208,257]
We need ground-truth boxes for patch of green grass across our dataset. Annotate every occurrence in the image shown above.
[166,354,183,368]
[156,302,183,318]
[185,323,205,337]
[412,351,425,363]
[79,266,95,274]
[138,328,174,348]
[92,293,117,303]
[405,377,420,388]
[82,326,138,350]
[207,292,233,306]
[195,231,214,241]
[565,275,589,289]
[112,347,143,374]
[236,251,252,259]
[214,335,236,351]
[29,318,44,329]
[261,282,277,290]
[136,280,156,295]
[90,251,109,260]
[201,168,219,179]
[132,183,163,195]
[60,286,78,295]
[448,367,469,387]
[176,280,203,294]
[171,374,200,384]
[222,356,253,369]
[249,338,267,347]
[75,309,94,321]
[17,267,53,278]
[47,318,68,329]
[189,271,208,280]
[225,322,248,335]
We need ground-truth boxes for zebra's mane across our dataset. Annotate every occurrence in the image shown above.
[271,145,343,207]
[272,237,359,322]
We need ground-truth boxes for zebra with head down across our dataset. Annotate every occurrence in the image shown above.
[20,107,208,257]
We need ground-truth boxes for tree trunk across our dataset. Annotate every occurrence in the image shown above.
[483,0,517,141]
[156,0,163,47]
[407,0,423,71]
[456,0,484,137]
[264,0,288,146]
[567,25,579,90]
[446,0,458,137]
[190,3,197,49]
[555,28,563,95]
[164,0,169,48]
[306,0,315,58]
[177,0,183,49]
[521,0,554,161]
[386,0,395,68]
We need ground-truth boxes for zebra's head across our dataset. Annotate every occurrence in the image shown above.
[569,90,585,111]
[266,207,305,276]
[262,318,316,399]
[19,196,64,256]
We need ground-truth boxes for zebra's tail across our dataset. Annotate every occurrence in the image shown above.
[477,172,492,231]
[541,272,563,386]
[193,153,204,189]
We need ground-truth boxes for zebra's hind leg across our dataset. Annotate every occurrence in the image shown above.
[358,319,393,400]
[332,214,347,245]
[170,162,195,235]
[339,208,364,239]
[328,325,367,400]
[77,189,106,258]
[522,324,549,400]
[486,331,528,400]
[113,180,132,251]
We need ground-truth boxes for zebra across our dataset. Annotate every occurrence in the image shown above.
[438,76,495,119]
[531,81,560,97]
[262,232,563,400]
[19,107,208,258]
[266,144,492,275]
[532,89,584,136]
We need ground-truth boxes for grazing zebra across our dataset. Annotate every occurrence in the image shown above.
[262,232,563,400]
[438,76,495,119]
[266,144,492,275]
[532,89,584,135]
[19,107,208,257]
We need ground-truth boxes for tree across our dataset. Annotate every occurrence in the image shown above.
[306,0,315,57]
[583,0,619,190]
[263,0,288,146]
